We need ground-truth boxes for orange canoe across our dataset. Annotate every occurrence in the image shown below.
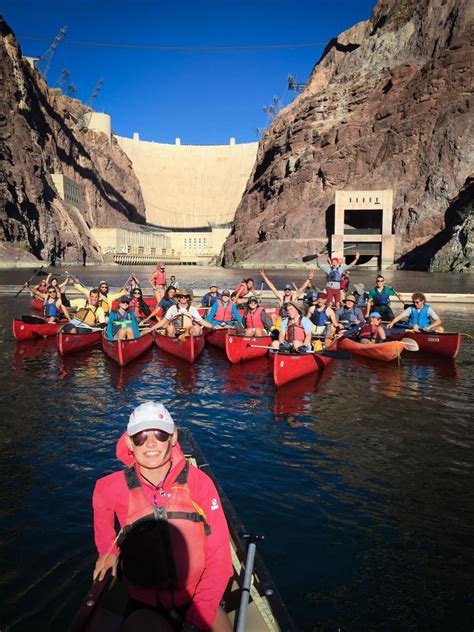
[339,338,406,362]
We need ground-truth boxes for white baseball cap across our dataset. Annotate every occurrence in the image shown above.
[127,402,175,436]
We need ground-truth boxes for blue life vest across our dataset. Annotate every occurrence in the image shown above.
[111,310,133,337]
[408,304,431,329]
[338,306,360,324]
[43,299,62,319]
[328,269,341,283]
[372,287,390,306]
[310,307,327,327]
[159,297,177,312]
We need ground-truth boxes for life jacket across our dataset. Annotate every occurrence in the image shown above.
[130,298,148,320]
[285,317,306,343]
[340,276,349,290]
[119,462,210,604]
[43,299,62,319]
[111,310,133,336]
[338,306,358,324]
[244,306,265,329]
[75,304,99,327]
[99,295,110,314]
[328,268,341,284]
[279,302,289,319]
[309,307,327,328]
[359,323,378,340]
[153,271,167,287]
[372,287,390,306]
[159,298,177,312]
[214,300,233,323]
[408,304,431,329]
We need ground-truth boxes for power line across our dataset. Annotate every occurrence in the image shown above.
[18,35,326,52]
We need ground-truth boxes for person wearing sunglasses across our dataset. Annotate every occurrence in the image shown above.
[366,275,397,321]
[28,283,71,323]
[387,292,442,333]
[63,289,106,333]
[146,289,214,337]
[106,295,141,340]
[128,287,153,321]
[73,278,128,315]
[92,402,232,632]
[149,262,167,303]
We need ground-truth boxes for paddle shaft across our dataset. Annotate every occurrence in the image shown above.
[15,266,44,297]
[236,534,263,632]
[302,244,357,263]
[247,344,351,359]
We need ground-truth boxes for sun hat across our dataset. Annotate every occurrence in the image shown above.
[369,312,382,318]
[175,288,191,297]
[344,294,357,303]
[316,292,328,301]
[353,283,365,294]
[127,402,175,436]
[285,301,302,314]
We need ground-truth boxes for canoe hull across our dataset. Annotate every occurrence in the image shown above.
[13,318,65,341]
[101,333,154,366]
[205,327,230,350]
[154,333,205,363]
[226,333,272,363]
[270,348,335,386]
[388,329,461,359]
[57,329,102,355]
[339,338,405,362]
[31,298,44,312]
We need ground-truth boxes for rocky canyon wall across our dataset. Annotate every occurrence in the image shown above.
[0,17,146,265]
[222,0,473,271]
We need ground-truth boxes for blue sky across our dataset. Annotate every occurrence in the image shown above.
[3,0,376,144]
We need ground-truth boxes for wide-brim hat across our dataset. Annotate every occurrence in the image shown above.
[353,283,365,294]
[343,294,357,303]
[175,288,191,298]
[285,300,302,314]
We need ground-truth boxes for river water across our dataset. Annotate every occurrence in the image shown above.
[1,266,473,631]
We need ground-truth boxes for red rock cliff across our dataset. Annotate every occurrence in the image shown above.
[0,17,146,264]
[222,0,473,271]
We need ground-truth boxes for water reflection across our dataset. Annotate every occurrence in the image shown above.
[273,364,335,420]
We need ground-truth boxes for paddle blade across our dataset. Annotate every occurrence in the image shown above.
[400,337,419,352]
[302,254,318,262]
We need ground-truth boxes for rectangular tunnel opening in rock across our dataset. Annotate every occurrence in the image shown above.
[344,209,382,234]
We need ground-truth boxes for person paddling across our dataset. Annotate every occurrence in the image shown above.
[92,402,233,632]
[271,301,313,353]
[387,292,442,332]
[206,290,243,329]
[316,250,360,307]
[106,296,141,340]
[242,297,272,336]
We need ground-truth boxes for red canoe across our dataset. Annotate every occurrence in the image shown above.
[338,338,406,362]
[13,317,67,341]
[270,347,336,386]
[205,327,232,350]
[101,332,154,366]
[154,332,205,363]
[388,329,461,359]
[57,328,103,355]
[225,333,273,363]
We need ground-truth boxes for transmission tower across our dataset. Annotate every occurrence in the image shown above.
[38,26,67,80]
[288,74,305,93]
[79,79,104,128]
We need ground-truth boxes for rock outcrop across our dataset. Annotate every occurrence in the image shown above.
[0,17,146,264]
[222,0,473,271]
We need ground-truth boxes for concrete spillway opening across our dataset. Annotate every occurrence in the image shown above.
[344,209,382,234]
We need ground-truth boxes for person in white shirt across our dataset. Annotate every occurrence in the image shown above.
[145,288,213,337]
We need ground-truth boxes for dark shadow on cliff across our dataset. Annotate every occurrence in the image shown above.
[21,64,144,225]
[397,178,473,270]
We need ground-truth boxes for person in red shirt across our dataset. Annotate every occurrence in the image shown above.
[93,402,232,631]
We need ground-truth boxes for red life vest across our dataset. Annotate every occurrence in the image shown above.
[119,462,210,607]
[285,317,306,343]
[359,323,377,339]
[130,298,146,319]
[153,271,166,287]
[244,306,265,329]
[214,300,233,322]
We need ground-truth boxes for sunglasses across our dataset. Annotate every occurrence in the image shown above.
[48,291,57,295]
[133,291,141,295]
[132,429,171,446]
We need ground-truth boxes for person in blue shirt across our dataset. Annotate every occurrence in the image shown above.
[200,284,221,309]
[106,296,140,340]
[206,290,243,328]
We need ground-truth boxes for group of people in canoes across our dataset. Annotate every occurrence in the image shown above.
[25,258,443,348]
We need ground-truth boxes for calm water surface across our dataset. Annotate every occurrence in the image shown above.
[1,267,473,631]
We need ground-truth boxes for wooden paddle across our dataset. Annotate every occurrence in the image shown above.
[247,344,352,359]
[15,266,46,297]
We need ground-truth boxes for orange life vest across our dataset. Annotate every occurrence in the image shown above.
[214,300,233,322]
[285,317,306,343]
[119,462,210,606]
[244,306,265,329]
